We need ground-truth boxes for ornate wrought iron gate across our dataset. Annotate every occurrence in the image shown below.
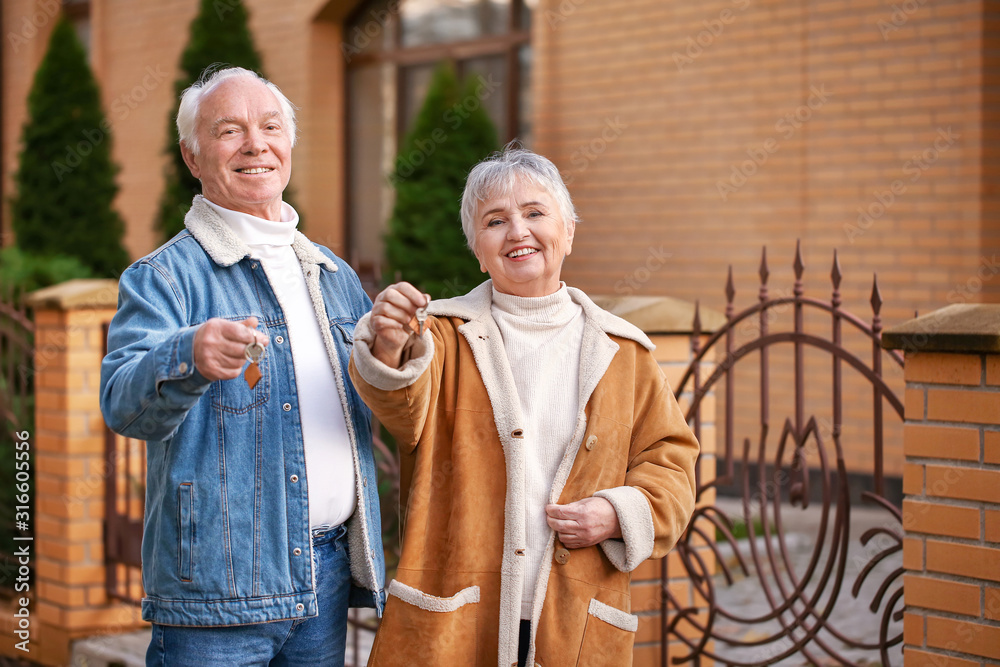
[0,290,34,563]
[664,243,905,666]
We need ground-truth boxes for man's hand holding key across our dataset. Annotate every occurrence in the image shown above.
[193,316,269,382]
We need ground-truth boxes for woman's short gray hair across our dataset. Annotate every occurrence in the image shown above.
[177,66,298,155]
[460,144,578,251]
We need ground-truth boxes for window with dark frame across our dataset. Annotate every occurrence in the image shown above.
[63,0,92,59]
[344,0,534,285]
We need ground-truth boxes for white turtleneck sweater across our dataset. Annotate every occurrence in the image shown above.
[490,284,585,619]
[204,199,356,530]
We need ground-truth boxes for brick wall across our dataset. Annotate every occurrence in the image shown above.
[531,0,994,479]
[884,305,1000,666]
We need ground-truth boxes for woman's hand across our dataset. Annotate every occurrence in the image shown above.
[545,497,622,549]
[370,282,430,369]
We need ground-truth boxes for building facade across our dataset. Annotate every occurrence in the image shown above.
[2,0,997,480]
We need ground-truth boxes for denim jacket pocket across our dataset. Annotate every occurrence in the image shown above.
[210,318,270,414]
[331,319,356,346]
[178,483,194,582]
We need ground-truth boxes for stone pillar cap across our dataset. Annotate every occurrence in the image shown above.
[882,304,1000,353]
[27,279,119,310]
[590,294,726,334]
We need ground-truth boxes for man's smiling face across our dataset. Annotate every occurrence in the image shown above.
[181,77,292,221]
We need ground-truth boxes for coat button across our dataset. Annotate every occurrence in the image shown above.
[555,548,570,565]
[515,548,525,556]
[293,548,301,556]
[275,335,284,344]
[511,429,524,438]
[283,403,292,411]
[290,474,298,483]
[585,435,597,451]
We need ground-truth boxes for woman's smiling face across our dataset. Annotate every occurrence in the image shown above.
[472,177,575,298]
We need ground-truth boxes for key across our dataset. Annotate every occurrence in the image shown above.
[244,340,265,390]
[416,301,428,335]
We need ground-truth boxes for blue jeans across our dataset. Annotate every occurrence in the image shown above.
[146,525,351,666]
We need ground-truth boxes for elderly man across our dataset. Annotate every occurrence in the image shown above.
[100,66,384,665]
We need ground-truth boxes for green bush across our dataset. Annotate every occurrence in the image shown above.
[9,17,128,278]
[0,247,95,295]
[384,62,499,299]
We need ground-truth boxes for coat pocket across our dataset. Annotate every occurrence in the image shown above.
[209,317,270,414]
[177,483,194,582]
[369,580,480,666]
[576,598,637,667]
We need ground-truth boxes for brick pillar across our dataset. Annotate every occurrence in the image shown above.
[593,296,723,667]
[26,279,145,667]
[883,304,1000,666]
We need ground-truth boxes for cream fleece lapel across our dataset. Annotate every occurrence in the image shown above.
[183,194,337,271]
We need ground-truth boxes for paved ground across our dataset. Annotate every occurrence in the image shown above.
[72,498,901,667]
[704,497,904,666]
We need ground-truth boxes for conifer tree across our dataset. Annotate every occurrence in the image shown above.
[154,0,265,240]
[10,17,128,278]
[384,63,499,299]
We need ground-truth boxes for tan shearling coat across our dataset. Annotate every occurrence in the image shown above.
[348,282,699,667]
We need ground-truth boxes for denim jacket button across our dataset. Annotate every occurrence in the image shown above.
[296,603,304,611]
[283,403,291,412]
[293,548,302,556]
[251,262,258,269]
[178,362,188,374]
[290,474,299,483]
[275,335,284,344]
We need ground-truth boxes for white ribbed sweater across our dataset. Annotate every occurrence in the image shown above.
[490,285,584,619]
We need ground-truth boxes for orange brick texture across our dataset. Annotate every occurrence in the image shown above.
[901,350,1000,666]
[32,305,145,666]
[531,0,998,482]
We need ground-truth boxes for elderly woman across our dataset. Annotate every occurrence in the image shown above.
[348,147,698,666]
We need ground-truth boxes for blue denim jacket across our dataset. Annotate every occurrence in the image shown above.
[100,197,385,626]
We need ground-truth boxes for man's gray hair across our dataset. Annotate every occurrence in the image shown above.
[177,66,297,155]
[460,144,578,251]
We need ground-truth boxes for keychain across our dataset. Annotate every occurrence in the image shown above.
[244,339,265,389]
